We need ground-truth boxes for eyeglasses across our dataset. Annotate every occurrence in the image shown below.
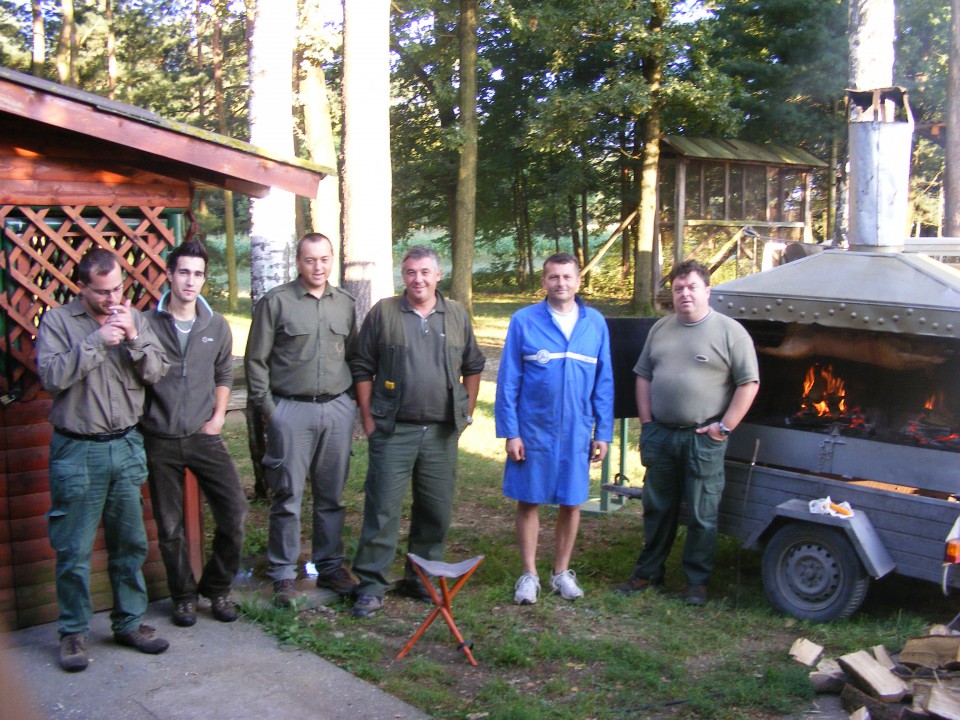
[85,283,124,298]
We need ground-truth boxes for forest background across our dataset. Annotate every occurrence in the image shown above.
[0,0,951,313]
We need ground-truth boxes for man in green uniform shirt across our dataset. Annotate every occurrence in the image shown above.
[36,248,171,671]
[245,233,359,607]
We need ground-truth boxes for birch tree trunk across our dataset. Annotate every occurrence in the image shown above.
[848,0,895,90]
[248,0,298,305]
[342,0,393,322]
[299,0,341,280]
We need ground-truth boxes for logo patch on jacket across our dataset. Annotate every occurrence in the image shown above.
[202,336,215,343]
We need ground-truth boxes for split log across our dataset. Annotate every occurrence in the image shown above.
[923,685,960,720]
[840,684,907,720]
[811,659,847,694]
[900,637,960,669]
[929,626,956,637]
[873,646,897,671]
[849,707,870,720]
[839,650,909,703]
[791,638,825,666]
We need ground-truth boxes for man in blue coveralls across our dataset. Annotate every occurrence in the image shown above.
[495,253,614,604]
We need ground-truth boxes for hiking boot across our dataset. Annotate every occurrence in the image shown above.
[172,599,197,627]
[273,579,298,608]
[684,584,708,606]
[59,633,88,672]
[513,572,540,605]
[211,595,239,622]
[550,569,584,600]
[614,576,664,595]
[351,593,384,618]
[316,566,359,596]
[114,624,170,655]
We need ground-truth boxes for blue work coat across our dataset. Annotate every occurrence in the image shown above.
[495,298,614,505]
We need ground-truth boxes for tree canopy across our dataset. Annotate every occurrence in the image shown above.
[0,0,951,296]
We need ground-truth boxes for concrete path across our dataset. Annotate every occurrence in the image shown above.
[4,596,429,720]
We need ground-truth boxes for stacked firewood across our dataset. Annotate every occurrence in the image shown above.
[791,627,960,720]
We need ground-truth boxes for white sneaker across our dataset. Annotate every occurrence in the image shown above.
[513,573,540,605]
[550,569,584,600]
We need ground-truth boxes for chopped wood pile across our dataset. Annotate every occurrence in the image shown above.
[792,625,960,719]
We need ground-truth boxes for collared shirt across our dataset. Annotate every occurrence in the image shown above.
[36,298,170,434]
[397,295,454,423]
[351,292,486,424]
[244,279,356,417]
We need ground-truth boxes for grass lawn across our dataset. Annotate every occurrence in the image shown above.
[214,290,955,720]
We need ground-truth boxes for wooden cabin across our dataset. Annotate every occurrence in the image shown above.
[0,67,328,628]
[655,136,828,285]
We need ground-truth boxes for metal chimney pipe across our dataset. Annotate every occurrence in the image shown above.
[846,87,914,252]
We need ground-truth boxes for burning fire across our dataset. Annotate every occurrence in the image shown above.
[905,390,960,446]
[801,364,847,417]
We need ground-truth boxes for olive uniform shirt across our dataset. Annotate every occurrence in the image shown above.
[36,298,170,434]
[244,279,357,418]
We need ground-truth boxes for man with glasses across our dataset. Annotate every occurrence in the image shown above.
[141,241,247,628]
[36,248,170,671]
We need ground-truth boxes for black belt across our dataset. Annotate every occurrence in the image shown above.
[55,426,135,442]
[277,392,342,404]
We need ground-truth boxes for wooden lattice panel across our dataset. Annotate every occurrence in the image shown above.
[0,204,175,399]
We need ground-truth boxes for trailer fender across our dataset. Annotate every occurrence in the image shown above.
[745,498,896,579]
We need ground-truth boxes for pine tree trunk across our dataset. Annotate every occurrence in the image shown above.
[633,0,666,311]
[31,0,44,77]
[450,0,478,315]
[56,0,76,86]
[212,0,238,311]
[945,0,960,236]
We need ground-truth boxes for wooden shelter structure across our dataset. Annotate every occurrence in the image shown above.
[656,136,828,281]
[0,67,329,628]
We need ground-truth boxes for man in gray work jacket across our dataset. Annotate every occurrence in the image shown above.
[350,245,485,618]
[142,241,247,628]
[36,248,171,672]
[245,233,359,607]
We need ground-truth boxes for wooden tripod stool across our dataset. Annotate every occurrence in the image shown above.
[397,553,485,666]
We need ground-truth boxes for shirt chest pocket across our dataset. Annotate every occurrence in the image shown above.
[276,320,315,361]
[326,318,351,360]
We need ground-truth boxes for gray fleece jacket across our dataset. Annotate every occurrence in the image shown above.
[140,293,234,438]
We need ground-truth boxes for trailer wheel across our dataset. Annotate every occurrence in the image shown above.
[761,523,870,622]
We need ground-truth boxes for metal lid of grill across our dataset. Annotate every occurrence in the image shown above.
[711,250,960,339]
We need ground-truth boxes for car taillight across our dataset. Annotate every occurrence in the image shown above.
[945,539,960,564]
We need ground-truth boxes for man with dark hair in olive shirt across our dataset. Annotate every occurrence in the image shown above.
[245,233,358,607]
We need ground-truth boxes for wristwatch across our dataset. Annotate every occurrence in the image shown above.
[717,421,732,437]
[466,415,474,425]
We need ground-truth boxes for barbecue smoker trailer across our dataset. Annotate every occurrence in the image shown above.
[710,250,960,621]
